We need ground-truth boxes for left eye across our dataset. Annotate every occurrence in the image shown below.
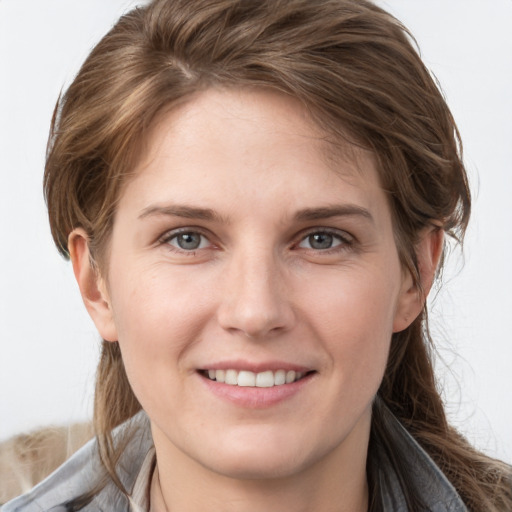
[167,231,210,251]
[298,232,345,250]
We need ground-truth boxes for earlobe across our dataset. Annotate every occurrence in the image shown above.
[393,227,444,333]
[68,229,118,342]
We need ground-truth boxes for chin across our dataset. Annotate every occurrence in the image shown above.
[196,430,320,481]
[205,452,309,481]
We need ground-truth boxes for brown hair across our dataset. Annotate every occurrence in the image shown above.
[44,0,511,509]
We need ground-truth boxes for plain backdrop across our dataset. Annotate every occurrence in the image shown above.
[0,0,511,464]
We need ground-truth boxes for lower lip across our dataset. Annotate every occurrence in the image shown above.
[198,372,315,408]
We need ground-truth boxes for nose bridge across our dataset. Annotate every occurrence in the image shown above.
[217,241,294,338]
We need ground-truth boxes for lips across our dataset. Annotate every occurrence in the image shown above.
[199,366,315,408]
[196,360,315,407]
[202,369,306,387]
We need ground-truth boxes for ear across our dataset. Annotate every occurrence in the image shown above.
[68,229,118,342]
[393,227,444,333]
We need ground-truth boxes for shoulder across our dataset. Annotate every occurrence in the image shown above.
[374,403,468,512]
[1,435,101,512]
[1,412,152,512]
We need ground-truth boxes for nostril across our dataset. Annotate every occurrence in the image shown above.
[218,302,296,339]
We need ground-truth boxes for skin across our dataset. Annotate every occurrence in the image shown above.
[70,88,442,512]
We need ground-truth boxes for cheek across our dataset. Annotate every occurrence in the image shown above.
[303,266,400,379]
[111,260,212,337]
[107,264,214,397]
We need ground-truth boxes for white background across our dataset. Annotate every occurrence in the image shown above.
[0,1,511,463]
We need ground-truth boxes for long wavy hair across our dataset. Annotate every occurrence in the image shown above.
[44,0,511,509]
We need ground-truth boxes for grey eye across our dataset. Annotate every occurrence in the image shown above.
[172,232,204,250]
[298,232,345,250]
[308,233,335,249]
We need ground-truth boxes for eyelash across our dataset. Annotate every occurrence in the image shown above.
[158,227,355,256]
[294,228,354,254]
[159,228,213,256]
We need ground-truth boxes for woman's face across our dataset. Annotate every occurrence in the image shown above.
[92,88,418,480]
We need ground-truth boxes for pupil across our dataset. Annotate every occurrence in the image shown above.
[310,233,333,249]
[178,233,201,250]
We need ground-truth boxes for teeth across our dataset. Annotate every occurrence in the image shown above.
[274,369,286,386]
[225,369,238,385]
[256,370,274,388]
[206,369,306,387]
[237,370,255,387]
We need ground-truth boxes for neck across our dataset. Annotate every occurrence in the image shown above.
[151,465,368,512]
[150,415,371,512]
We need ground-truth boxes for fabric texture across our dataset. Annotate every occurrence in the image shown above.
[1,407,468,512]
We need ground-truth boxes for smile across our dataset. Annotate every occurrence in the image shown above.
[202,369,307,387]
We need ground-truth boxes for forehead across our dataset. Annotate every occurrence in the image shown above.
[120,87,387,223]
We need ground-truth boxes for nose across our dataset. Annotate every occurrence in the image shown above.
[217,249,296,339]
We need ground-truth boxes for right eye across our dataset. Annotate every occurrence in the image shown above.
[296,229,353,252]
[299,232,343,250]
[162,230,212,252]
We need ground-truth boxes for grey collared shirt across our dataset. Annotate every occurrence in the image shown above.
[1,409,468,512]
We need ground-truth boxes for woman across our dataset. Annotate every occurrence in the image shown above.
[2,0,511,510]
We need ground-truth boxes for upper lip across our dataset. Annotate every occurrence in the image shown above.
[198,359,312,373]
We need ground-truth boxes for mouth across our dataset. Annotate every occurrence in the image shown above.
[199,369,313,387]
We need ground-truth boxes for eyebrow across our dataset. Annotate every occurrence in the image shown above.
[138,204,224,222]
[138,203,373,224]
[294,205,374,224]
